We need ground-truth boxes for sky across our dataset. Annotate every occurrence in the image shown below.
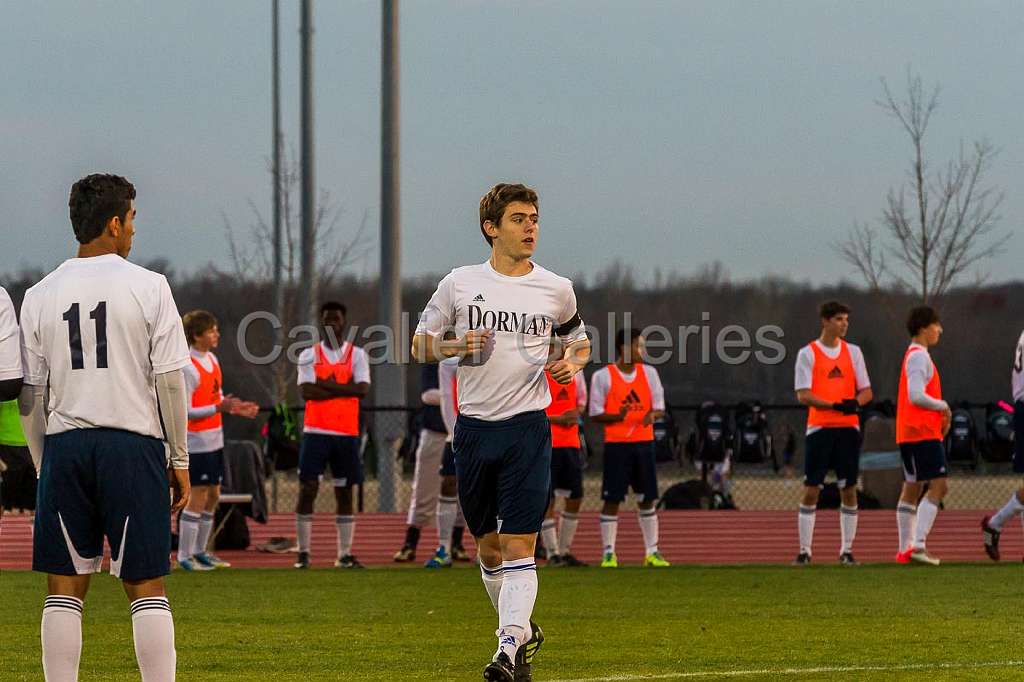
[1,0,1022,287]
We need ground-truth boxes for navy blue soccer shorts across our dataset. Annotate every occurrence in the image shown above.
[550,447,585,500]
[440,442,457,477]
[803,428,861,489]
[900,440,948,482]
[298,433,364,487]
[34,428,171,582]
[453,410,551,537]
[188,448,224,487]
[1014,400,1024,475]
[602,441,659,504]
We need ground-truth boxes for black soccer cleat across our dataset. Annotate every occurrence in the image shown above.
[839,552,858,566]
[451,545,472,562]
[293,551,311,569]
[792,552,811,566]
[546,554,565,567]
[982,515,1001,561]
[392,545,416,562]
[561,553,588,567]
[513,620,545,681]
[335,554,365,569]
[483,652,515,682]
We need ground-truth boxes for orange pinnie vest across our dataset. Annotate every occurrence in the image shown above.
[545,372,581,448]
[896,346,943,443]
[806,340,860,430]
[603,364,654,443]
[304,343,360,436]
[188,354,223,433]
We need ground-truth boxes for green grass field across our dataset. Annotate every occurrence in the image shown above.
[3,564,1024,681]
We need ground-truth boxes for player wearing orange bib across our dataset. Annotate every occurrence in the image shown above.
[539,369,588,567]
[894,306,951,566]
[792,301,872,566]
[177,310,258,571]
[589,328,669,568]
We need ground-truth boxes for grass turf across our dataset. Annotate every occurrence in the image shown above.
[3,564,1024,681]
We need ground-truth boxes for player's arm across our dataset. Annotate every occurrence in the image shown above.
[588,370,627,423]
[906,353,949,414]
[546,288,591,384]
[643,367,666,424]
[549,408,580,426]
[18,383,46,473]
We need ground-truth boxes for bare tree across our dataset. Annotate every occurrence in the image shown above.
[223,145,373,402]
[837,70,1009,303]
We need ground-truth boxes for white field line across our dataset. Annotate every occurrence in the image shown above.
[545,659,1024,681]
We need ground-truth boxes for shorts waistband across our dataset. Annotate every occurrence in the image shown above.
[456,410,547,430]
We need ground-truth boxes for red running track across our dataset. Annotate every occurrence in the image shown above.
[2,510,1020,570]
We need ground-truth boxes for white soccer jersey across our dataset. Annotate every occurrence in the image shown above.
[588,365,665,416]
[1012,330,1024,403]
[183,349,224,453]
[19,255,190,439]
[415,260,587,421]
[0,286,22,381]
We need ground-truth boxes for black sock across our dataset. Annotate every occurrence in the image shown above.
[404,525,420,549]
[451,525,464,549]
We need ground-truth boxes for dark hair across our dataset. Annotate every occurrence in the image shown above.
[182,310,218,344]
[68,174,136,244]
[615,327,642,355]
[320,301,347,316]
[907,306,940,337]
[819,300,850,320]
[479,183,539,246]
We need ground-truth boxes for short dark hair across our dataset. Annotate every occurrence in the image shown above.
[906,306,940,337]
[819,300,850,320]
[68,174,136,244]
[321,301,347,316]
[479,183,538,246]
[182,310,218,344]
[615,327,642,355]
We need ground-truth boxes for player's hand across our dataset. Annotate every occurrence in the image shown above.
[169,468,190,513]
[230,400,260,419]
[219,395,241,414]
[832,399,860,416]
[545,358,578,385]
[642,410,656,426]
[617,404,629,421]
[460,329,493,359]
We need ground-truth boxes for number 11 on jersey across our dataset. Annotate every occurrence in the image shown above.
[62,301,108,370]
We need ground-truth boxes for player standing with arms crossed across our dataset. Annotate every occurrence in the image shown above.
[19,174,190,681]
[412,183,590,681]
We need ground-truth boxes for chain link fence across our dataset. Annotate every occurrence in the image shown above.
[260,403,1021,514]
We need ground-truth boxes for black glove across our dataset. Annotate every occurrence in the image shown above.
[832,399,860,415]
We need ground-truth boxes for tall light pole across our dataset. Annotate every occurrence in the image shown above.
[375,0,405,512]
[271,0,283,393]
[298,0,315,327]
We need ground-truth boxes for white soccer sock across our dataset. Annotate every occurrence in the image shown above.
[296,513,313,554]
[840,505,858,554]
[913,498,940,550]
[540,519,558,559]
[558,511,579,555]
[436,496,458,552]
[42,595,83,681]
[336,515,355,558]
[990,493,1024,531]
[600,514,618,554]
[480,561,504,612]
[896,502,917,552]
[798,505,816,555]
[177,511,201,561]
[195,512,214,555]
[638,509,659,555]
[130,597,176,682]
[496,558,538,662]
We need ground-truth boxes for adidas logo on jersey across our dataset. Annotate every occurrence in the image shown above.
[472,293,485,302]
[828,366,844,379]
[622,389,644,411]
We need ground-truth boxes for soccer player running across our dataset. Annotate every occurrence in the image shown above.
[176,310,258,571]
[412,183,590,682]
[590,328,670,569]
[540,366,588,567]
[894,306,951,566]
[981,327,1024,560]
[294,301,370,569]
[19,174,190,681]
[792,301,873,566]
